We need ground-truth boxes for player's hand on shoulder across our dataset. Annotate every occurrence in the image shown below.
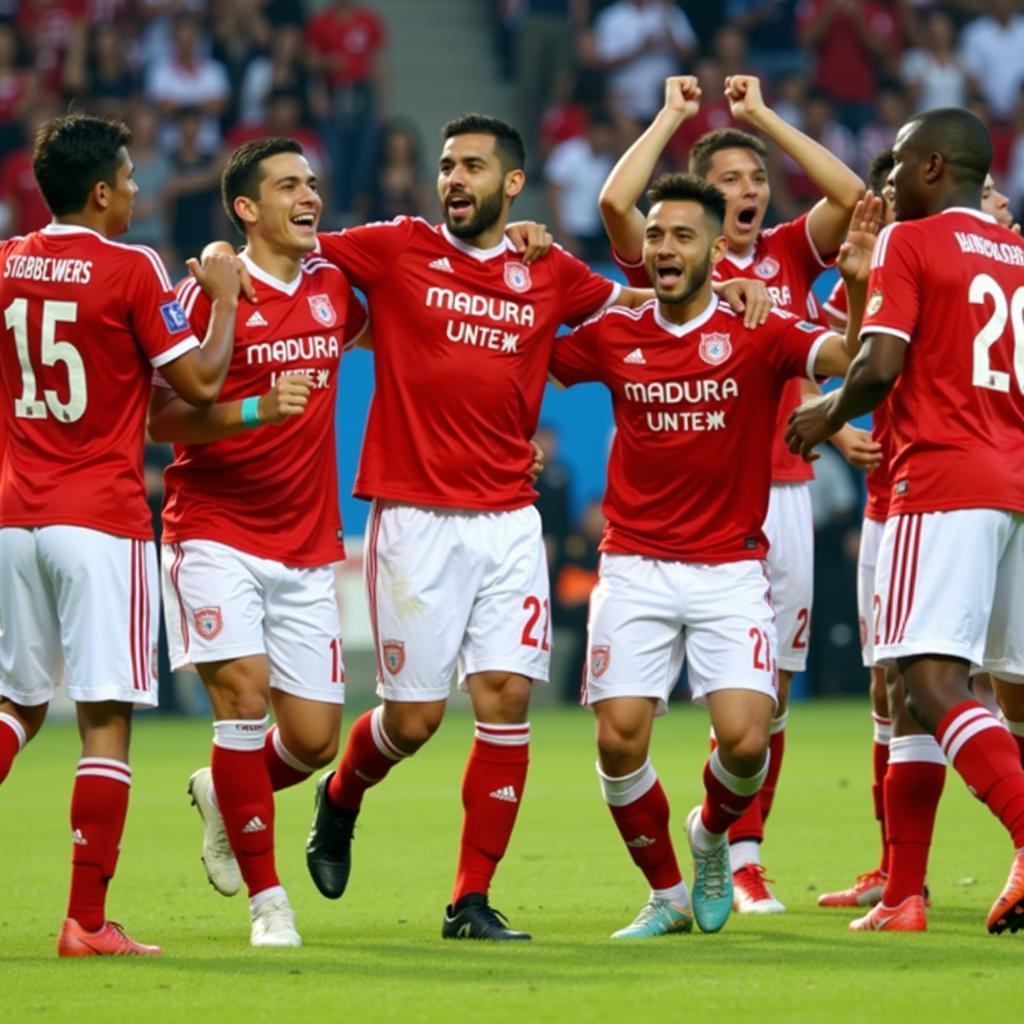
[785,394,841,462]
[714,277,773,328]
[831,423,883,471]
[528,440,545,483]
[663,75,701,118]
[258,374,313,425]
[506,221,553,264]
[186,253,241,304]
[724,75,767,122]
[837,190,883,286]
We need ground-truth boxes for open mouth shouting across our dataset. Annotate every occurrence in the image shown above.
[290,211,318,234]
[735,202,759,231]
[445,190,475,218]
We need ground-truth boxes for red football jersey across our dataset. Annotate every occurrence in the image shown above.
[160,253,368,566]
[550,298,833,562]
[615,213,831,483]
[825,277,892,521]
[0,225,199,538]
[861,208,1024,516]
[317,218,619,511]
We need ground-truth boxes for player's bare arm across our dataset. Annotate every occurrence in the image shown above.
[714,277,773,327]
[506,221,553,263]
[598,76,702,262]
[725,74,864,256]
[148,372,312,444]
[158,253,241,408]
[835,191,883,358]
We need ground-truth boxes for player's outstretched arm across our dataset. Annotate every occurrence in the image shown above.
[725,75,864,256]
[598,76,701,263]
[148,372,313,444]
[158,254,241,408]
[836,191,883,359]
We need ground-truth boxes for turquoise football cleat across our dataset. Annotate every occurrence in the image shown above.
[611,897,693,939]
[686,806,733,933]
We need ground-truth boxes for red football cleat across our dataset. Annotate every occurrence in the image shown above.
[57,918,163,957]
[849,895,926,932]
[988,852,1024,935]
[818,869,887,908]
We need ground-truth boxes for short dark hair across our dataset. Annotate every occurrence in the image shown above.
[441,113,525,173]
[32,114,131,216]
[868,150,895,194]
[221,137,304,234]
[904,107,992,187]
[688,128,767,180]
[647,172,727,230]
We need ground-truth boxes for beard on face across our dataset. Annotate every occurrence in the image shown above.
[444,181,505,239]
[654,251,712,304]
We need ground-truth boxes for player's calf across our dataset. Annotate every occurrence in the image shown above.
[0,703,46,785]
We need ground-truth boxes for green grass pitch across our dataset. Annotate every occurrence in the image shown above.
[2,700,1017,1023]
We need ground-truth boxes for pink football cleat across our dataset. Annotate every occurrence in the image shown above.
[58,918,163,957]
[849,895,926,932]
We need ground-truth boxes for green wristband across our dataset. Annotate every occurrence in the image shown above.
[240,396,262,428]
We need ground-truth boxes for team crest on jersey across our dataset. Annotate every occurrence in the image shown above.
[382,640,405,675]
[699,332,732,365]
[590,645,611,678]
[194,607,223,640]
[503,261,532,293]
[754,256,780,280]
[867,290,884,316]
[307,293,337,327]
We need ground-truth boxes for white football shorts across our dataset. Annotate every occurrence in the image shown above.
[162,540,345,704]
[874,509,1024,681]
[857,516,885,668]
[365,501,551,701]
[582,553,779,714]
[0,526,158,707]
[763,482,814,673]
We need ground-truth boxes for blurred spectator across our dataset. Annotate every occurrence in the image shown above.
[147,13,230,154]
[512,0,590,168]
[238,23,324,127]
[958,0,1024,123]
[664,55,739,165]
[772,70,808,128]
[591,0,696,127]
[305,0,389,216]
[712,23,754,80]
[533,424,573,562]
[778,90,856,210]
[164,107,225,268]
[136,0,209,68]
[857,79,908,173]
[538,67,607,163]
[0,108,56,237]
[16,0,88,100]
[0,24,37,162]
[64,22,142,121]
[726,0,805,80]
[211,0,272,125]
[796,0,905,131]
[227,91,328,181]
[121,107,174,264]
[1006,87,1024,218]
[354,116,430,223]
[901,7,973,113]
[545,112,620,261]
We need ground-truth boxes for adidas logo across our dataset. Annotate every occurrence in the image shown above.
[242,816,268,834]
[71,828,88,846]
[626,835,655,848]
[623,348,646,365]
[245,310,269,327]
[489,785,518,803]
[429,257,454,273]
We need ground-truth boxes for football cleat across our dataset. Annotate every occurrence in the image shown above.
[611,897,693,939]
[306,771,359,899]
[58,918,162,957]
[849,894,926,932]
[686,806,733,934]
[442,894,531,941]
[818,869,887,908]
[188,767,240,897]
[988,852,1024,934]
[733,863,786,913]
[250,895,302,947]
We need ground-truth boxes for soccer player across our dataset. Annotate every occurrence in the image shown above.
[598,73,876,913]
[550,172,858,937]
[0,113,240,956]
[788,106,1024,934]
[147,138,369,947]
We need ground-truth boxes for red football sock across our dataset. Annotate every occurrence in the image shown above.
[881,735,945,906]
[67,759,131,932]
[327,706,407,812]
[1004,719,1024,770]
[872,714,892,874]
[211,719,278,898]
[264,725,315,792]
[0,712,26,785]
[452,723,529,905]
[601,761,682,890]
[702,749,768,838]
[938,701,1024,848]
[758,713,788,824]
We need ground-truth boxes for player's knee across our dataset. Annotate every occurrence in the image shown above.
[717,728,769,775]
[596,720,647,765]
[286,733,339,768]
[222,690,270,722]
[383,704,443,754]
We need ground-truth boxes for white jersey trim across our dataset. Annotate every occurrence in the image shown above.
[151,335,200,368]
[805,331,834,380]
[440,223,515,261]
[239,250,304,296]
[803,213,832,269]
[858,324,912,345]
[653,295,718,337]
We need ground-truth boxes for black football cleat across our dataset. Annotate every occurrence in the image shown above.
[441,893,531,941]
[306,771,358,899]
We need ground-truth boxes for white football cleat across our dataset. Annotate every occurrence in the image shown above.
[250,895,302,947]
[732,863,786,914]
[188,767,241,897]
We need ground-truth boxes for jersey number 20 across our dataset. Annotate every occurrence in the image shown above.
[970,273,1024,394]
